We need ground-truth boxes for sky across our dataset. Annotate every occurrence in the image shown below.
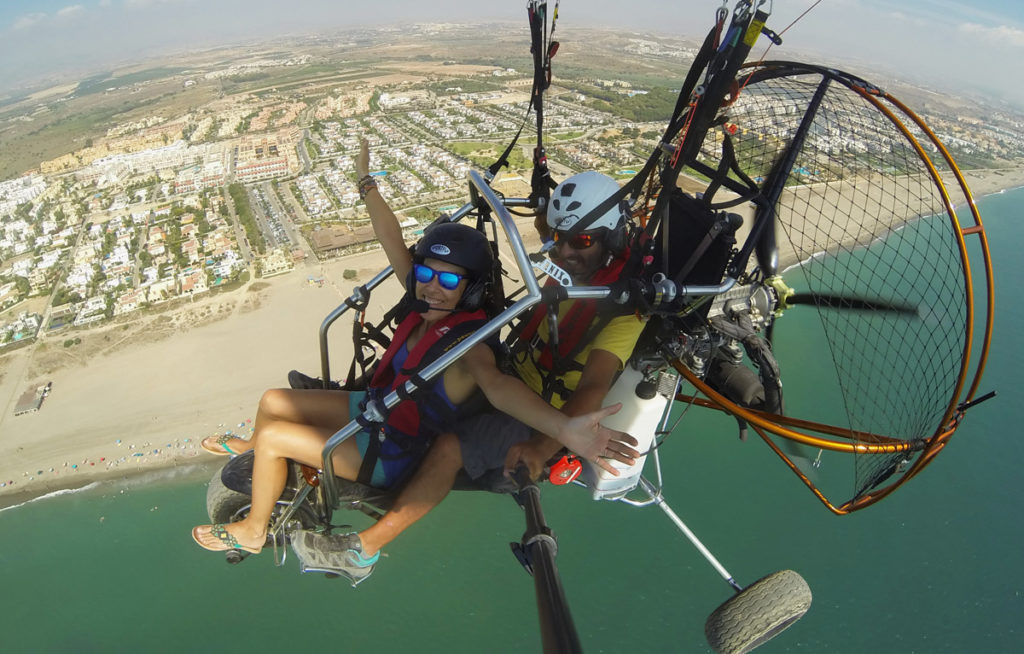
[1,0,1023,108]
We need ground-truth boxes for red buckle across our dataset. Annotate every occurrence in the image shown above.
[548,455,582,485]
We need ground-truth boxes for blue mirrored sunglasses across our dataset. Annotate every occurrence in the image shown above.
[414,264,465,291]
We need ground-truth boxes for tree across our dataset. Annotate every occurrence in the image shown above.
[197,214,212,234]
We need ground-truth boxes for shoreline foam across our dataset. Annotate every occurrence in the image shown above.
[0,460,224,512]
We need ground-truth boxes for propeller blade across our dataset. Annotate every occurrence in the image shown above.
[782,440,821,482]
[755,217,779,277]
[788,293,917,316]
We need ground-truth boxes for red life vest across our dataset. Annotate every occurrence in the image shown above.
[516,248,631,372]
[369,307,489,439]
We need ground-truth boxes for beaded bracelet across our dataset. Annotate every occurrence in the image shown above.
[357,174,378,200]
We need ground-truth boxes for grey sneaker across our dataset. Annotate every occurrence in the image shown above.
[291,531,379,585]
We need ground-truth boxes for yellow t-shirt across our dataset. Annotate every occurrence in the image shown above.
[513,302,645,409]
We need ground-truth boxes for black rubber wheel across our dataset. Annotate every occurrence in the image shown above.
[206,466,253,524]
[705,570,812,654]
[203,462,319,548]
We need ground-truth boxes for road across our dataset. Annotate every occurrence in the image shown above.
[221,186,254,264]
[297,128,312,173]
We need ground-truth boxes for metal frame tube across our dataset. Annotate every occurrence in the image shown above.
[318,267,393,384]
[637,476,743,593]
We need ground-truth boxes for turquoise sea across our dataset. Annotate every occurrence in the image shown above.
[1,189,1021,653]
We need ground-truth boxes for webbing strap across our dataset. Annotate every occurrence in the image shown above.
[488,122,526,180]
[541,311,614,399]
[354,403,382,486]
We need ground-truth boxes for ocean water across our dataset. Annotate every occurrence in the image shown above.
[1,189,1021,653]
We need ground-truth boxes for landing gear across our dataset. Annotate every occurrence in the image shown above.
[705,570,812,654]
[206,466,252,525]
[631,478,811,652]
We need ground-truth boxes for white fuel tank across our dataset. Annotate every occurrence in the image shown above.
[581,364,673,500]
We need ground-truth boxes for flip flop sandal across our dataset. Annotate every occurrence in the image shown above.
[192,524,262,554]
[201,434,244,456]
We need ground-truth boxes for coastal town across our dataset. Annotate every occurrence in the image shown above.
[2,26,1023,355]
[1,5,1023,653]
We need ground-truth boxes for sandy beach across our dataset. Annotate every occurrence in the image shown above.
[0,167,1020,508]
[0,248,409,508]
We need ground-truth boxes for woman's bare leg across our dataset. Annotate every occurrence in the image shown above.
[254,388,352,432]
[358,431,463,557]
[203,389,351,455]
[193,418,365,552]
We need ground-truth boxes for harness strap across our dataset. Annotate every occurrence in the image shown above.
[343,294,411,391]
[355,437,379,486]
[355,313,490,486]
[354,397,383,486]
[510,253,630,402]
[488,122,526,180]
[540,311,615,403]
[704,131,762,209]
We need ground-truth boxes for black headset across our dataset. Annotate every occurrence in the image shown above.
[602,199,630,255]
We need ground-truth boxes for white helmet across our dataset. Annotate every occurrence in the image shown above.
[546,171,626,233]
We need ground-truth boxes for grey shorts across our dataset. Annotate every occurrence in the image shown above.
[456,411,533,480]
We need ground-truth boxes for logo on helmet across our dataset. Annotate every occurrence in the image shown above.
[553,214,578,230]
[430,244,451,256]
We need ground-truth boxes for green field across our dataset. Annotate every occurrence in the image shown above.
[221,65,378,95]
[445,141,531,170]
[75,67,189,96]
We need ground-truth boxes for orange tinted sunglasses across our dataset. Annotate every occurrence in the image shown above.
[552,230,597,249]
